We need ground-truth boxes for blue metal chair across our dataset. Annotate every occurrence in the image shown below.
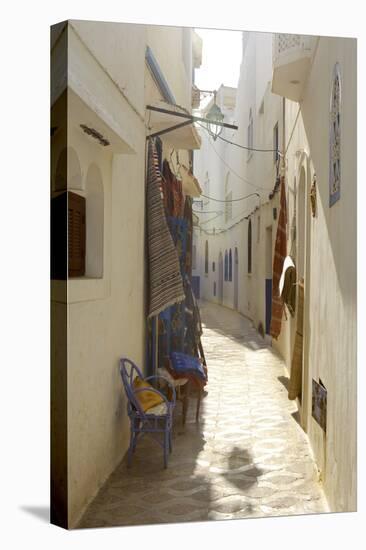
[119,357,176,469]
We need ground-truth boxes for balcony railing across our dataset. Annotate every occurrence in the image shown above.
[273,34,315,62]
[272,34,318,102]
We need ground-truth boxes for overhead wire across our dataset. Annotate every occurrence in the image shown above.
[192,209,222,214]
[192,209,223,214]
[194,196,261,235]
[201,192,260,203]
[200,213,223,226]
[196,122,273,192]
[191,105,301,238]
[215,132,282,155]
[194,208,255,235]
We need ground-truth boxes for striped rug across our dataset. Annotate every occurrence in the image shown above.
[270,175,287,339]
[146,139,185,318]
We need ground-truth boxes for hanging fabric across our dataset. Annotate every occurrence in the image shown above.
[183,274,203,355]
[270,175,287,339]
[162,159,184,217]
[146,139,185,318]
[288,282,304,400]
[183,196,193,277]
[154,136,163,173]
[279,255,297,316]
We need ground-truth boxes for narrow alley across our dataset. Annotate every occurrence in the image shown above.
[79,301,327,528]
[50,22,356,529]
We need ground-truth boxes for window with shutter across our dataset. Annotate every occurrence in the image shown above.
[68,192,86,277]
[51,192,67,280]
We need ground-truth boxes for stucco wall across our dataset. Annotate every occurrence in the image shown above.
[299,36,357,511]
[193,31,357,513]
[51,20,197,527]
[65,121,147,526]
[70,20,147,116]
[146,26,192,110]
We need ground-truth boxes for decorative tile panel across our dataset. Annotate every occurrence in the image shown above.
[329,63,341,206]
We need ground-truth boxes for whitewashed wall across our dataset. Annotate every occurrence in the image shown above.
[194,31,357,513]
[52,20,198,527]
[299,36,357,512]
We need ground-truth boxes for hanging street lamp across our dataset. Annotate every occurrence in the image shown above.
[146,89,237,141]
[204,92,225,140]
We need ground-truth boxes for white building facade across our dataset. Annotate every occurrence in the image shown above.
[51,20,202,528]
[193,31,356,513]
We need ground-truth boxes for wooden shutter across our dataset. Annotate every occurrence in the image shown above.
[68,192,85,277]
[51,192,67,280]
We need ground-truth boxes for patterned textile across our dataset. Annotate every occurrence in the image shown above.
[167,217,188,274]
[183,196,193,277]
[288,283,304,400]
[166,352,207,389]
[157,216,188,363]
[170,352,206,380]
[270,176,287,339]
[146,139,185,318]
[183,274,203,357]
[162,160,184,217]
[155,136,163,172]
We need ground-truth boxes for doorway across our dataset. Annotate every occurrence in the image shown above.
[265,226,272,335]
[234,247,239,310]
[297,164,311,431]
[218,251,223,304]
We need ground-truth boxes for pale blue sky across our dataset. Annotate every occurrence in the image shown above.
[194,28,243,93]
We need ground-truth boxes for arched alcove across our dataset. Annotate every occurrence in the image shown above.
[85,163,104,278]
[297,167,306,280]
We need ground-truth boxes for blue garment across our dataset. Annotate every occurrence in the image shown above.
[170,352,206,381]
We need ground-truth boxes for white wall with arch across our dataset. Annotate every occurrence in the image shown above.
[85,163,104,278]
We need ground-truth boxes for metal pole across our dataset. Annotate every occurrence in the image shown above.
[146,105,239,131]
[147,119,193,140]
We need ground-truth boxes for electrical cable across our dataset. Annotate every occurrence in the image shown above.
[200,213,223,225]
[215,132,282,154]
[201,192,259,203]
[194,202,259,235]
[196,123,272,192]
[192,209,223,214]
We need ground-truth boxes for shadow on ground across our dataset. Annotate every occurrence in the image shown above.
[20,506,50,523]
[78,300,327,528]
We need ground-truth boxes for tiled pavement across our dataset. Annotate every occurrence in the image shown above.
[79,300,328,528]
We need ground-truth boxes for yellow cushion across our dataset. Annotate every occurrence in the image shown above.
[132,377,164,412]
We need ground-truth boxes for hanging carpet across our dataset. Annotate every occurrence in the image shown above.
[270,175,287,339]
[146,139,185,318]
[162,159,184,217]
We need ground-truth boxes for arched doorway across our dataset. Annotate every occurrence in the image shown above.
[234,247,239,310]
[297,168,306,281]
[218,251,223,304]
[296,161,312,433]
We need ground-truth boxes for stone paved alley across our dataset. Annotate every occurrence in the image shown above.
[79,301,328,528]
